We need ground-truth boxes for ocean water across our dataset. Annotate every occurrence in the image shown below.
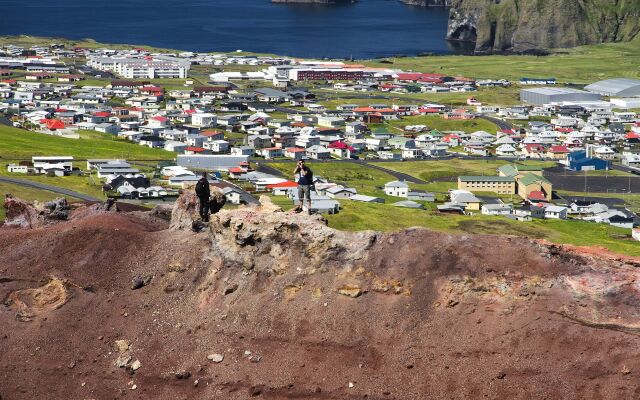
[0,0,470,59]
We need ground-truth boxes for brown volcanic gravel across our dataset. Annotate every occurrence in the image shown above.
[2,201,640,399]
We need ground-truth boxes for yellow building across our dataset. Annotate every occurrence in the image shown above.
[457,176,516,195]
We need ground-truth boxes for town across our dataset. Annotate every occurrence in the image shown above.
[1,40,639,252]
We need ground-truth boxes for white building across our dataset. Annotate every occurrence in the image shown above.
[384,180,409,197]
[191,113,217,127]
[88,56,190,79]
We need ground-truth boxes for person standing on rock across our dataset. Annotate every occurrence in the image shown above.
[293,159,313,214]
[195,171,211,222]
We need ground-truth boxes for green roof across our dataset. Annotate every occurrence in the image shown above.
[498,164,518,177]
[518,172,552,186]
[459,176,515,182]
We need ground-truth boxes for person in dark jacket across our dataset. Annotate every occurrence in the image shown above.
[293,160,313,214]
[195,171,211,222]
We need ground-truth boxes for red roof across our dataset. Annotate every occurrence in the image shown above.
[228,167,246,173]
[328,141,355,151]
[266,181,298,189]
[625,132,640,139]
[201,130,223,137]
[40,119,65,130]
[418,107,441,113]
[555,127,573,133]
[353,107,376,113]
[93,111,111,117]
[285,147,306,153]
[151,116,169,122]
[185,146,206,152]
[528,191,546,201]
[549,145,569,153]
[525,144,545,152]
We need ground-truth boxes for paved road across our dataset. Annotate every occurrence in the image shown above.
[478,115,513,131]
[0,176,101,202]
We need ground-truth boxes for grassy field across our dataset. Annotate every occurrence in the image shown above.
[324,201,640,257]
[372,159,555,182]
[375,114,499,134]
[318,86,522,108]
[0,182,82,221]
[365,36,640,83]
[0,125,175,161]
[267,161,395,197]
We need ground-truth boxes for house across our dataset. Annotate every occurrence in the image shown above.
[350,194,385,203]
[94,123,120,134]
[191,113,217,127]
[449,190,482,211]
[231,146,255,157]
[517,173,553,201]
[547,145,570,160]
[544,205,568,220]
[32,156,73,174]
[267,181,298,196]
[306,145,331,160]
[495,144,517,157]
[393,200,424,209]
[407,191,435,202]
[256,147,283,159]
[7,163,31,174]
[284,147,307,160]
[513,205,545,219]
[481,203,513,215]
[325,186,357,199]
[203,140,230,153]
[222,187,244,204]
[317,116,345,128]
[247,135,272,149]
[384,180,409,197]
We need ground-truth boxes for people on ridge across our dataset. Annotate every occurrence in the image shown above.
[195,171,211,222]
[293,159,313,215]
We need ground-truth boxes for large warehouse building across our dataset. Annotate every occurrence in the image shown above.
[520,87,601,105]
[585,78,640,97]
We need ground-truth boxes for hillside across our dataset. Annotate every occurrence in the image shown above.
[2,193,640,399]
[447,0,640,53]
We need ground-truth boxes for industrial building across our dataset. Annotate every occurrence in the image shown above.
[585,78,640,97]
[520,87,601,105]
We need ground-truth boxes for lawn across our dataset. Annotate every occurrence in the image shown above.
[372,159,556,182]
[317,86,522,108]
[324,201,640,257]
[376,114,499,134]
[364,36,640,83]
[0,125,176,161]
[0,182,82,221]
[267,161,395,197]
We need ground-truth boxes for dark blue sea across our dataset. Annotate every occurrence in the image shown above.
[0,0,470,59]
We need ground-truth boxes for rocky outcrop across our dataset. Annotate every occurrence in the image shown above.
[2,195,70,229]
[5,193,640,398]
[446,0,640,53]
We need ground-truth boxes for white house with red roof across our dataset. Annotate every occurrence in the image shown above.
[284,147,306,160]
[148,115,169,128]
[267,180,298,196]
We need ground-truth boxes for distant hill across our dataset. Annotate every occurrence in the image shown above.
[446,0,640,53]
